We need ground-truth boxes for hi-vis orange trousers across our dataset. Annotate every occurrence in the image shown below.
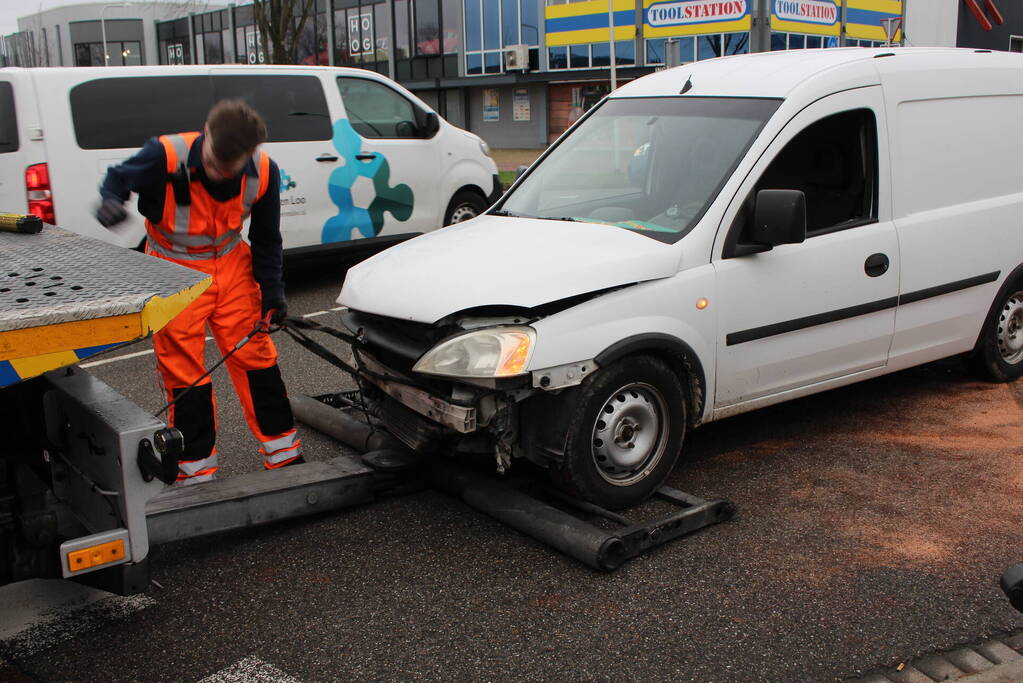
[150,241,301,484]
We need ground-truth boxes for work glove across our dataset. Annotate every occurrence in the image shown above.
[262,296,288,326]
[95,198,128,228]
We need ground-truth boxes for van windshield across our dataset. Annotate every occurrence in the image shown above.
[497,96,780,242]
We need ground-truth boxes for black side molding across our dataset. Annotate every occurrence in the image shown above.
[726,297,898,346]
[726,271,1001,346]
[899,271,999,305]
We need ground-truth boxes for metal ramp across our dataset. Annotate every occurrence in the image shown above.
[287,392,736,572]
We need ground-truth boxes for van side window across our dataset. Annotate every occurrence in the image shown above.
[752,108,878,236]
[337,77,424,139]
[212,75,331,142]
[0,82,17,153]
[71,76,213,150]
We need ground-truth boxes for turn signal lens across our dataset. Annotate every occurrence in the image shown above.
[696,298,709,310]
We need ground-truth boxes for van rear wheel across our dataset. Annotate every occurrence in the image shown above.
[551,356,685,509]
[443,190,488,226]
[968,283,1023,382]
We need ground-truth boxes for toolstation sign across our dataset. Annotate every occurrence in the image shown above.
[774,0,838,25]
[646,0,748,27]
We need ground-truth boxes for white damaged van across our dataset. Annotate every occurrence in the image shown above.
[0,65,499,255]
[339,48,1023,508]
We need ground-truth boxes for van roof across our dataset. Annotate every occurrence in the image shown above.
[611,47,1023,99]
[0,64,385,80]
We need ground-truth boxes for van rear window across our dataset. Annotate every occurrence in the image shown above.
[71,76,213,150]
[71,74,332,150]
[0,82,18,154]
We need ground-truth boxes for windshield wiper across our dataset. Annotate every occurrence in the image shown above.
[489,209,536,218]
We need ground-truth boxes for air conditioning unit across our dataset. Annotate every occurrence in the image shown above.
[504,44,529,71]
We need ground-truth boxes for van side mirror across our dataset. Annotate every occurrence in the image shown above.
[420,111,440,137]
[751,189,806,247]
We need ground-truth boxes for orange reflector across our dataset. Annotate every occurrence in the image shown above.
[67,539,126,573]
[696,298,709,310]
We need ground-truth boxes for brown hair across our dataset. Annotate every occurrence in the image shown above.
[206,99,268,161]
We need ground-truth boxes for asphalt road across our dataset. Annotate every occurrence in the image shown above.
[3,260,1023,682]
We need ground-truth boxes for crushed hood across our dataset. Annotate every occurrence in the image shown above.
[338,215,681,323]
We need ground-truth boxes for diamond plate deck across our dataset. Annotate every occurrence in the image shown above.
[0,227,206,332]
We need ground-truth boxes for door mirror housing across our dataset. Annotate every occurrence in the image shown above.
[751,189,806,247]
[417,110,440,137]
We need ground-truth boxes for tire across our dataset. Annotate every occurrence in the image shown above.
[443,190,488,226]
[551,355,686,509]
[968,282,1023,382]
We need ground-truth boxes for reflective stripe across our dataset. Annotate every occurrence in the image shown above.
[177,469,216,485]
[240,163,260,221]
[261,438,302,466]
[147,231,241,260]
[163,134,193,251]
[178,453,219,476]
[261,431,300,455]
[264,453,302,469]
[159,230,242,249]
[240,151,270,220]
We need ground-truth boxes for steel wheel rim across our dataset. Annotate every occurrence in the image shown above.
[998,291,1023,365]
[448,204,479,224]
[590,382,669,487]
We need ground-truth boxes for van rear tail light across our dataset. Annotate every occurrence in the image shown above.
[26,163,56,225]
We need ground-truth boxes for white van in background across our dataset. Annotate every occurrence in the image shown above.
[0,65,500,254]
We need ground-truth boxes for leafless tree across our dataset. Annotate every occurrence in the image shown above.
[252,0,316,64]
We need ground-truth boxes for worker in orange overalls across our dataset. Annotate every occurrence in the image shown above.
[95,99,302,484]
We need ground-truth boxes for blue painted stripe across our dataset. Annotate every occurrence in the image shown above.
[74,342,125,361]
[0,361,21,388]
[546,10,636,33]
[845,7,898,27]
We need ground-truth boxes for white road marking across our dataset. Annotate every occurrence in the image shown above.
[80,336,215,368]
[301,306,346,319]
[0,579,155,660]
[197,656,303,683]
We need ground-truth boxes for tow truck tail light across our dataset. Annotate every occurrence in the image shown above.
[26,163,56,225]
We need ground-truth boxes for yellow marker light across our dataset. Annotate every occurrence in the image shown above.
[67,539,126,573]
[496,332,532,377]
[696,298,709,310]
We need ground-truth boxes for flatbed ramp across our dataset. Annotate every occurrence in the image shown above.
[146,456,383,545]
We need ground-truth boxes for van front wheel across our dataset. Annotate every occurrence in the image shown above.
[968,284,1023,382]
[443,190,488,226]
[552,356,686,509]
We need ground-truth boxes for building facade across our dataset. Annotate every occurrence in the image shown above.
[2,2,226,70]
[18,1,1019,150]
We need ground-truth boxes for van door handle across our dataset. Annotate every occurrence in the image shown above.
[864,253,890,277]
[355,153,378,161]
[316,154,339,162]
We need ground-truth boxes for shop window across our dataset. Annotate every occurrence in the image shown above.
[549,45,567,68]
[724,32,748,55]
[697,34,720,60]
[569,43,589,68]
[1010,35,1022,52]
